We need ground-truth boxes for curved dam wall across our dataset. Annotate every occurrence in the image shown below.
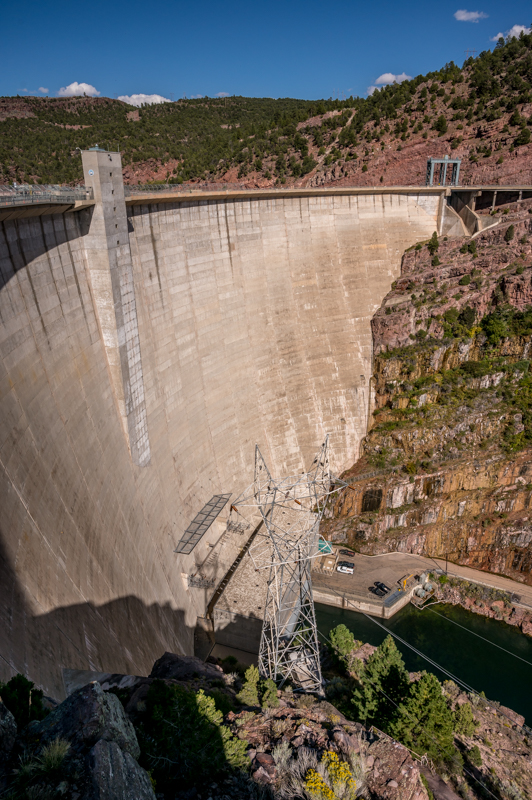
[0,168,442,697]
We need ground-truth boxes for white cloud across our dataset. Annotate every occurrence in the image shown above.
[490,24,530,41]
[367,72,412,95]
[216,91,229,97]
[454,9,488,22]
[189,94,204,99]
[39,87,48,94]
[58,81,100,97]
[376,72,411,85]
[118,93,170,106]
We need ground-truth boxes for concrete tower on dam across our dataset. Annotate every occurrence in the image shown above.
[0,148,448,697]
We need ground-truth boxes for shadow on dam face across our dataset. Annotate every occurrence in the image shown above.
[0,186,445,697]
[0,534,189,700]
[0,211,91,293]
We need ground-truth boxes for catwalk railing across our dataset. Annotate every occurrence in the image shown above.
[0,185,93,207]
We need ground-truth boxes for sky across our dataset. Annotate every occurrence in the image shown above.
[2,0,531,105]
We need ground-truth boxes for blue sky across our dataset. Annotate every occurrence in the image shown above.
[2,0,531,104]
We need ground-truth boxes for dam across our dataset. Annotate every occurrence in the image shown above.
[0,149,512,698]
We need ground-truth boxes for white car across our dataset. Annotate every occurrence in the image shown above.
[336,561,354,575]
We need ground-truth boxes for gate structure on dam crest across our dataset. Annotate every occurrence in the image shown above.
[234,438,333,692]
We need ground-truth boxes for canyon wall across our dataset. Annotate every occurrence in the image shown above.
[0,177,441,697]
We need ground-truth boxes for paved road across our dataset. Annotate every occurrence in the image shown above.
[429,558,532,608]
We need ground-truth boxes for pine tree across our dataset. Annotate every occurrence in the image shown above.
[389,672,457,764]
[351,635,410,726]
[330,624,356,658]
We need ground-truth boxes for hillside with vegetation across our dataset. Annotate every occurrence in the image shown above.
[1,638,529,800]
[322,195,532,592]
[1,32,531,187]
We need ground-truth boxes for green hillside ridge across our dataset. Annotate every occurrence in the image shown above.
[1,31,531,186]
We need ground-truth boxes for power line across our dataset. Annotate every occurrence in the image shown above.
[426,607,532,667]
[358,610,529,735]
[317,581,529,735]
[318,628,501,800]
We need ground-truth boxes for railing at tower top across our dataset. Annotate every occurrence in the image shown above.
[0,185,93,208]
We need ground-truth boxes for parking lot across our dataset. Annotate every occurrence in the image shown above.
[312,549,437,603]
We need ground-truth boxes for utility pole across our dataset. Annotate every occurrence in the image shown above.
[464,49,477,59]
[169,92,175,102]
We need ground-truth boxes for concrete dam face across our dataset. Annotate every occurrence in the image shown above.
[0,151,442,697]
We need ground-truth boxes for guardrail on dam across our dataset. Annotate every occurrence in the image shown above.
[1,151,515,698]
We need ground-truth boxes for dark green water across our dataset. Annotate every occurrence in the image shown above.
[315,602,532,725]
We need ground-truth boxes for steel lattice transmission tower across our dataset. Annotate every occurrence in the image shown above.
[247,437,332,692]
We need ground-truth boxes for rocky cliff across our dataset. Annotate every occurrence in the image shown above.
[322,198,532,590]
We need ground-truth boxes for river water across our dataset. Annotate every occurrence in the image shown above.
[315,601,532,725]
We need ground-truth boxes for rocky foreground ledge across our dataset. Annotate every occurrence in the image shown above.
[1,645,530,800]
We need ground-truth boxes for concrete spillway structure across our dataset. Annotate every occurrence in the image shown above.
[0,150,445,697]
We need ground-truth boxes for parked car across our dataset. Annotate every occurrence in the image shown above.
[374,581,391,594]
[369,585,386,597]
[340,549,355,557]
[337,561,354,575]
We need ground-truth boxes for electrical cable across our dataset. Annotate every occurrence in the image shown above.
[425,607,532,667]
[317,627,501,800]
[317,580,529,735]
[358,609,528,734]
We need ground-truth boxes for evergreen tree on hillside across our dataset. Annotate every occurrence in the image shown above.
[389,672,457,765]
[329,623,356,658]
[351,635,410,726]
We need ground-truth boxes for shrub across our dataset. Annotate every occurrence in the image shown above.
[434,115,448,134]
[0,674,48,728]
[236,665,260,706]
[459,274,471,285]
[427,232,439,256]
[37,738,71,776]
[481,311,509,344]
[504,225,515,242]
[136,680,248,795]
[458,305,475,327]
[453,701,479,736]
[261,678,279,709]
[515,127,531,146]
[432,256,441,267]
[467,744,483,767]
[305,751,357,800]
[362,164,368,173]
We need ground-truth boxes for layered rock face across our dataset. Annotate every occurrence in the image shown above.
[323,201,532,587]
